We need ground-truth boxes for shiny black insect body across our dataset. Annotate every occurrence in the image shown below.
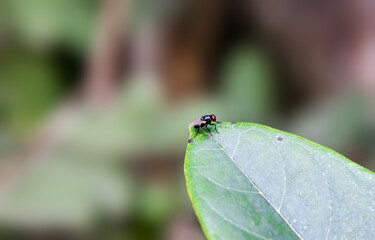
[189,114,219,138]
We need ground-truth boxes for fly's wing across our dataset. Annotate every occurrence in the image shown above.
[188,117,202,127]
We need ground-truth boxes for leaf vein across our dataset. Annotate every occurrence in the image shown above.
[192,167,260,194]
[295,142,333,240]
[202,196,271,240]
[277,145,287,211]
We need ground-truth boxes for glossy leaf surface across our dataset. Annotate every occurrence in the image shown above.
[185,122,375,240]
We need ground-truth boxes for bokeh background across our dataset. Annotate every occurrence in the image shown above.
[1,0,375,239]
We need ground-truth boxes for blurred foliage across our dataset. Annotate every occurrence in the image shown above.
[289,93,367,150]
[0,156,129,229]
[131,0,186,26]
[1,0,97,51]
[0,49,62,136]
[0,0,97,145]
[219,44,275,122]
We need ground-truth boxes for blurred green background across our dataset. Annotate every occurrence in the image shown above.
[1,0,375,239]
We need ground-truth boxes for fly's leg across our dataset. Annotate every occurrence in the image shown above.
[209,123,219,133]
[193,128,200,138]
[204,124,212,134]
[204,124,209,132]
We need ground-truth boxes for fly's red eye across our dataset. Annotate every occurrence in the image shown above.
[211,114,216,121]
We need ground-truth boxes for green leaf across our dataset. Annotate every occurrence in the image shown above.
[185,122,375,240]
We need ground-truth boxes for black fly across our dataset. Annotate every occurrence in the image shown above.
[189,114,219,138]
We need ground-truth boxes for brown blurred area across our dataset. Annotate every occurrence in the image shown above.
[0,0,375,239]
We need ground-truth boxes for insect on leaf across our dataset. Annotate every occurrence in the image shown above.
[185,122,375,240]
